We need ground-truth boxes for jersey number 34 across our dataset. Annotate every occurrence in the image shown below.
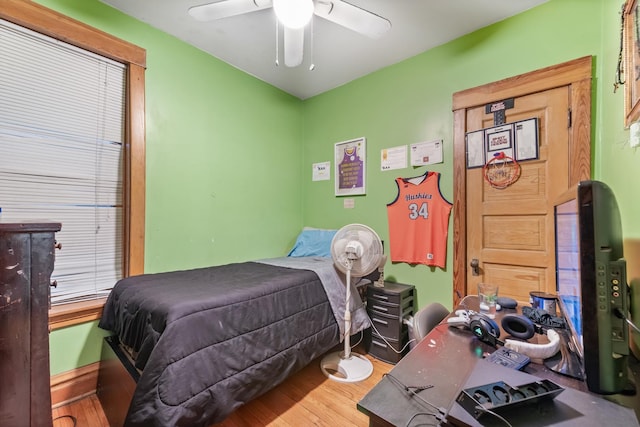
[408,202,429,220]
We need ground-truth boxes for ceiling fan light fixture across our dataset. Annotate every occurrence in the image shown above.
[273,0,314,29]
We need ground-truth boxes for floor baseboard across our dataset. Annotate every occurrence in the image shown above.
[51,362,100,408]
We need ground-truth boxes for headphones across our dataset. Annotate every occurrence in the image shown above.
[501,313,543,339]
[469,313,502,346]
[501,314,560,360]
[449,311,561,359]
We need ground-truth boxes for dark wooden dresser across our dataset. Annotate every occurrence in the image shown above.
[0,222,61,427]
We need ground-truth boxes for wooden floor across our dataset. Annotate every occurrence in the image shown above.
[53,395,110,427]
[52,352,393,427]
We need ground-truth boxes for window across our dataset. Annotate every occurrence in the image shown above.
[1,19,125,304]
[0,1,146,329]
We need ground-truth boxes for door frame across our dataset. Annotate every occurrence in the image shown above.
[451,56,593,306]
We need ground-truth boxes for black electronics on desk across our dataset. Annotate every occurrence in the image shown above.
[364,282,414,364]
[447,359,639,427]
[552,180,633,395]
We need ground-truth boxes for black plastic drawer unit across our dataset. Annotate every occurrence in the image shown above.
[365,282,414,364]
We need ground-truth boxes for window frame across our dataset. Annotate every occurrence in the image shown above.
[1,0,146,330]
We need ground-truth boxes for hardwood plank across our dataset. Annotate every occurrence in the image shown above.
[218,352,391,427]
[54,352,393,426]
[53,395,109,427]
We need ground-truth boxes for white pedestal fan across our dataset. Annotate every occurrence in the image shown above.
[320,223,384,383]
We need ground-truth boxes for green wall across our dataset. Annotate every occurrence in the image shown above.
[38,0,640,375]
[598,0,640,237]
[37,0,305,375]
[302,0,640,310]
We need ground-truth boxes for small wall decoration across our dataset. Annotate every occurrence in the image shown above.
[624,0,640,127]
[312,161,331,181]
[410,139,443,166]
[514,118,539,161]
[466,130,485,169]
[381,145,407,171]
[335,137,366,196]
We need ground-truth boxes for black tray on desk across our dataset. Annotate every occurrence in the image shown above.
[447,359,639,427]
[457,378,564,420]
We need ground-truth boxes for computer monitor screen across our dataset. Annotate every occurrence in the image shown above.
[555,196,583,358]
[553,180,631,394]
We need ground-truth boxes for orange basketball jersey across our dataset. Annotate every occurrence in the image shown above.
[386,171,452,267]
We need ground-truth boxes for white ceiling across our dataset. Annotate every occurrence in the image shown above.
[100,0,548,100]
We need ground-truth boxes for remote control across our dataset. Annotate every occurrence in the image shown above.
[485,347,530,370]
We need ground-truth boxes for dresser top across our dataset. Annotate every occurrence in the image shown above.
[0,221,62,233]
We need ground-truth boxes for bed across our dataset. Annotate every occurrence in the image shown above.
[97,251,371,427]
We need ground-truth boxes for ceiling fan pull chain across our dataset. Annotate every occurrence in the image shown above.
[309,17,315,71]
[275,20,279,66]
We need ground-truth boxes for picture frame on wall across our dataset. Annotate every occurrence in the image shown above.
[466,130,485,169]
[624,0,640,126]
[335,137,366,196]
[514,118,539,161]
[485,124,514,160]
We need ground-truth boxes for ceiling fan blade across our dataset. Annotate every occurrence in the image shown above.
[283,26,304,67]
[314,1,391,39]
[188,0,273,22]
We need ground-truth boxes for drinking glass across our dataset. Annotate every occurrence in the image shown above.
[478,282,499,319]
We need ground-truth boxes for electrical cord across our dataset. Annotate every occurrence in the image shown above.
[364,309,415,354]
[383,373,447,425]
[404,411,441,427]
[348,328,364,349]
[474,406,513,427]
[613,307,640,335]
[614,1,626,92]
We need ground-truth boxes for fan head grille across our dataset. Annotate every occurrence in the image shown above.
[331,224,383,277]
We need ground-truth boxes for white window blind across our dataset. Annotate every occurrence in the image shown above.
[0,19,125,304]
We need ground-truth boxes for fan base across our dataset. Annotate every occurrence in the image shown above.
[320,351,373,383]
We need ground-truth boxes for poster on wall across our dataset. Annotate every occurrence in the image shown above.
[335,137,366,196]
[410,139,443,166]
[485,124,514,161]
[381,145,407,171]
[466,130,485,169]
[514,118,539,161]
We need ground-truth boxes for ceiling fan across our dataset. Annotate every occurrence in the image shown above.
[188,0,391,68]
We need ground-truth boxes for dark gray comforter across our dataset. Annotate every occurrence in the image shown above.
[99,257,368,426]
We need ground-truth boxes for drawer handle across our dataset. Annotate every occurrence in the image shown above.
[372,339,386,348]
[371,295,389,301]
[373,318,388,326]
[371,305,388,312]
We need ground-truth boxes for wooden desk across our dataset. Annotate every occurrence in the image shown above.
[357,296,640,426]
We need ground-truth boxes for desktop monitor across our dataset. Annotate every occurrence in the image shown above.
[553,180,631,394]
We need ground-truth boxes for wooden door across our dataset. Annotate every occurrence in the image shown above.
[452,57,593,306]
[466,87,568,304]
